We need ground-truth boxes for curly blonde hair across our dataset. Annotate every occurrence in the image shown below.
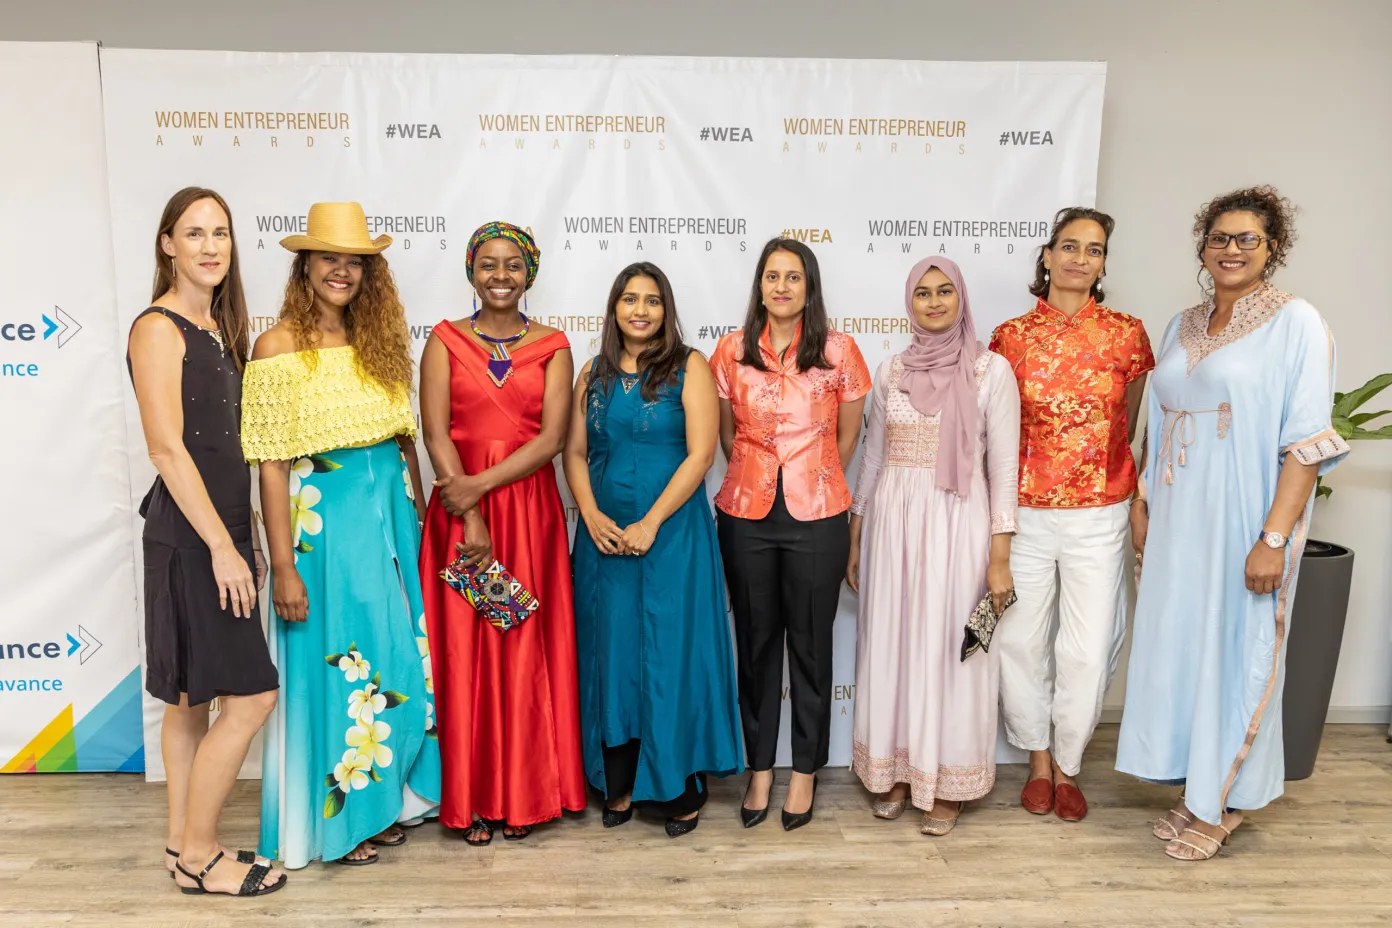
[279,251,414,397]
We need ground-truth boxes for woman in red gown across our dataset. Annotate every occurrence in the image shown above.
[419,222,585,843]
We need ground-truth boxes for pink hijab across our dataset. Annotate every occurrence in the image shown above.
[898,256,983,497]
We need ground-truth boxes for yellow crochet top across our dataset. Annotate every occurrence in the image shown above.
[240,346,416,463]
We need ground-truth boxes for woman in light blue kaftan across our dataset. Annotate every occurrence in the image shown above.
[1116,281,1348,843]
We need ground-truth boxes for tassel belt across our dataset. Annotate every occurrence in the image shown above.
[1158,403,1232,484]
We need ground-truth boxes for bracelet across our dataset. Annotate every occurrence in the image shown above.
[637,522,654,542]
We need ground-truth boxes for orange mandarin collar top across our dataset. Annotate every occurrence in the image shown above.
[711,324,872,521]
[989,296,1155,509]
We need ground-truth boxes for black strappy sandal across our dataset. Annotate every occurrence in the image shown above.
[166,847,262,879]
[175,851,286,897]
[335,845,379,866]
[502,824,532,842]
[367,828,408,848]
[463,818,495,847]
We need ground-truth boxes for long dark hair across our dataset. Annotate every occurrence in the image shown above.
[1028,206,1115,304]
[151,186,250,370]
[739,237,833,373]
[588,262,689,403]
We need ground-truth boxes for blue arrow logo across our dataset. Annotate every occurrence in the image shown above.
[66,633,81,656]
[42,314,59,340]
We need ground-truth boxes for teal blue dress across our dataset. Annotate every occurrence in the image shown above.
[573,361,743,807]
[241,347,439,869]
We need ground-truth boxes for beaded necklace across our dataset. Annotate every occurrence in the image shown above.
[470,310,530,388]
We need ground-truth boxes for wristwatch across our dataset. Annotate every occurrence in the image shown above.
[1259,530,1287,549]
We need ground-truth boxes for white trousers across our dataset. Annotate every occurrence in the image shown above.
[996,502,1130,776]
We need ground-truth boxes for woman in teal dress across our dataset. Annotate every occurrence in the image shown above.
[563,262,742,838]
[243,203,440,869]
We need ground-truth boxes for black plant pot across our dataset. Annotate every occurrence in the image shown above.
[1282,539,1355,781]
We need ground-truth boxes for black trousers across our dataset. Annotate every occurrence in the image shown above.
[602,740,708,818]
[717,474,850,774]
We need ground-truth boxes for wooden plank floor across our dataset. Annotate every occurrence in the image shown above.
[1,724,1389,927]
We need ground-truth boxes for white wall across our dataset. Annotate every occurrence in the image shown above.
[7,0,1389,716]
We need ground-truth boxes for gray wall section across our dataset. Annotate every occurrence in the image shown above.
[5,0,1390,716]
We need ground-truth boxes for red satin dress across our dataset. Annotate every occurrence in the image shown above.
[420,321,586,828]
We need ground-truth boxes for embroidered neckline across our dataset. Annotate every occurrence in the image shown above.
[1177,283,1293,375]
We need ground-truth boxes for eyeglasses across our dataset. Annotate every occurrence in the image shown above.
[1205,232,1267,251]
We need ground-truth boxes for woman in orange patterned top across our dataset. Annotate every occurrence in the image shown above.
[989,207,1154,823]
[711,237,871,831]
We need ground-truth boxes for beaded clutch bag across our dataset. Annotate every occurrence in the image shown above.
[440,555,540,633]
[960,589,1018,662]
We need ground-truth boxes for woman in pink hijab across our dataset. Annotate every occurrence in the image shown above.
[846,256,1020,836]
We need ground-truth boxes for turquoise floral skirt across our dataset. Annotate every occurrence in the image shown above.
[258,438,440,868]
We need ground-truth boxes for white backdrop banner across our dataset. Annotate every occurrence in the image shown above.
[0,42,144,774]
[98,50,1105,776]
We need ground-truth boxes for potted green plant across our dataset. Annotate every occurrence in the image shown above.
[1285,372,1391,779]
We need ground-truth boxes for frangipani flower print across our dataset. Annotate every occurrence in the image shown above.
[347,718,393,769]
[286,455,340,561]
[402,463,415,502]
[348,682,387,724]
[322,644,411,818]
[290,485,323,559]
[333,748,371,791]
[414,613,437,738]
[338,650,370,683]
[416,614,433,695]
[288,456,314,496]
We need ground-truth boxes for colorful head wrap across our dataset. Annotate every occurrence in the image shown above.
[466,221,541,290]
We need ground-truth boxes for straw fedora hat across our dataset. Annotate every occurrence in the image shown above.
[280,202,391,254]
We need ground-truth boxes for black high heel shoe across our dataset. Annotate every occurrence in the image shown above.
[665,814,699,838]
[740,772,771,828]
[781,776,817,832]
[602,805,634,828]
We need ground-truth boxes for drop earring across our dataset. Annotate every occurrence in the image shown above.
[523,293,530,318]
[472,292,478,315]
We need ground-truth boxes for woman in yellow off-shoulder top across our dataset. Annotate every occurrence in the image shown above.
[242,203,442,869]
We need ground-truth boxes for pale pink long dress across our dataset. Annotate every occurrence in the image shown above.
[850,351,1019,810]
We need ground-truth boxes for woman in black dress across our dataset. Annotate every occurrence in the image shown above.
[128,187,285,897]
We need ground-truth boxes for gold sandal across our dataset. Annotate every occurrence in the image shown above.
[872,795,907,820]
[1153,794,1193,840]
[1164,811,1242,861]
[920,802,962,836]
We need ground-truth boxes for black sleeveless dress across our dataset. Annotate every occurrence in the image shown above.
[129,307,278,705]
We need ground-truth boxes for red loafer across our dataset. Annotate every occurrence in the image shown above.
[1020,777,1054,815]
[1055,782,1088,822]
